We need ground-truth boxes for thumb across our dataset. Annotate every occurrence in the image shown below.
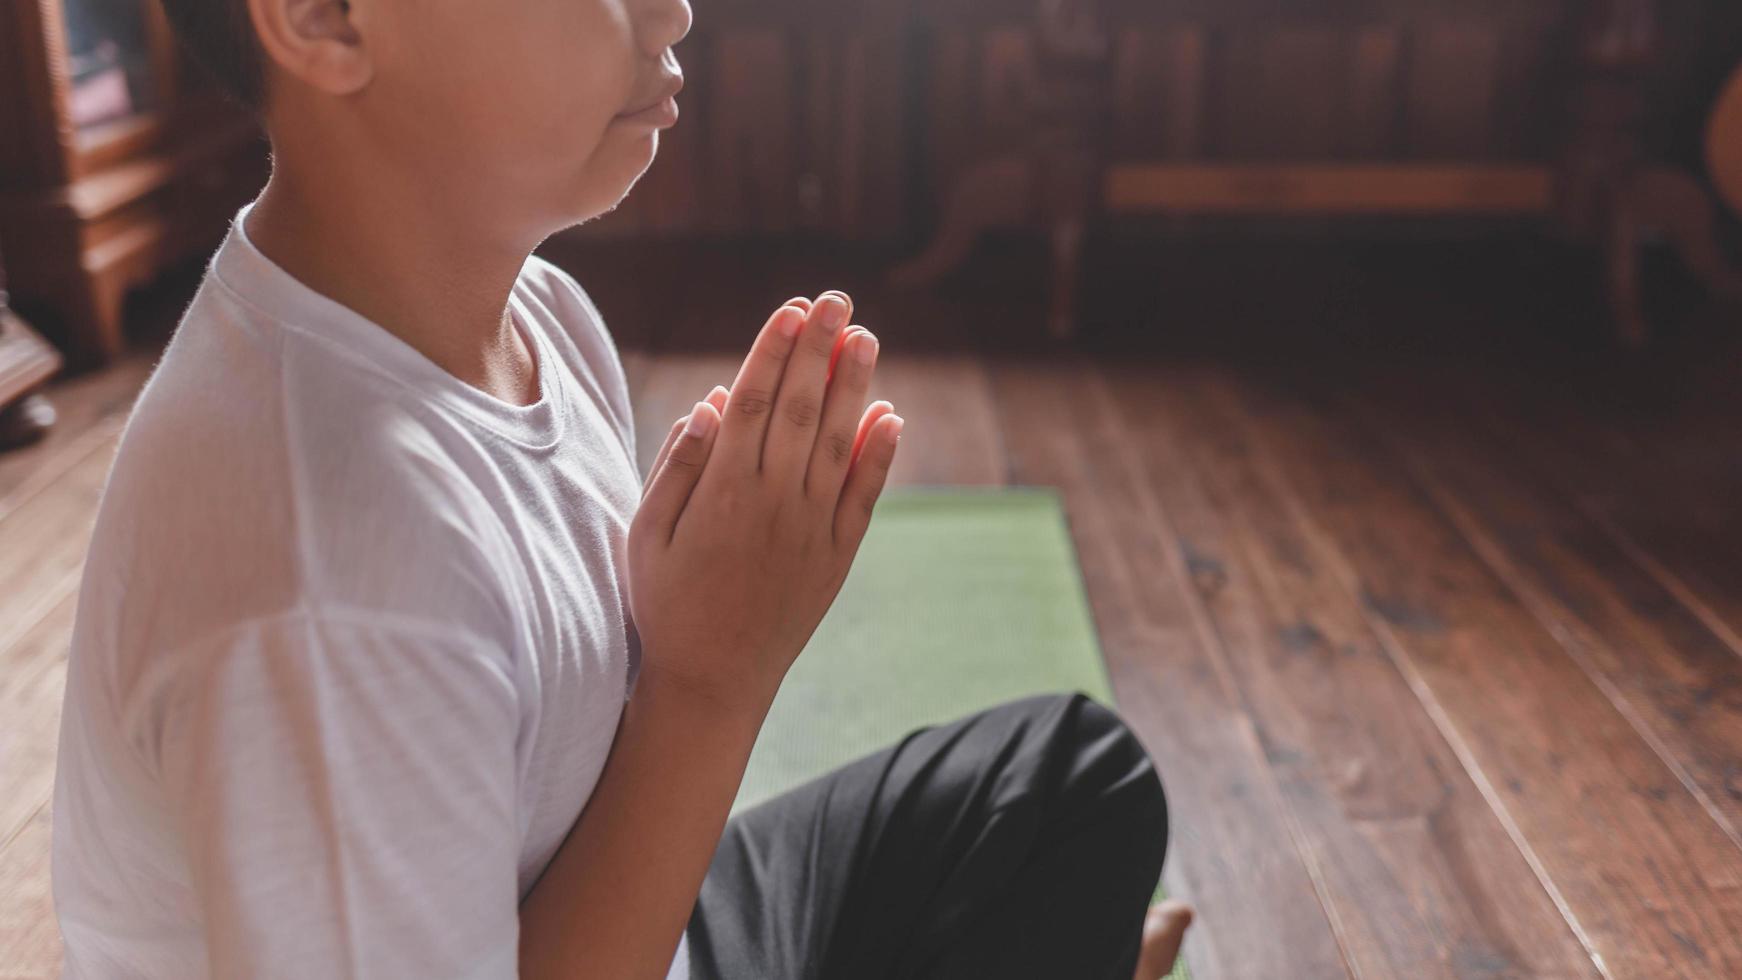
[642,386,731,502]
[640,401,720,543]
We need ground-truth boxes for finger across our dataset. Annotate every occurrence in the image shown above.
[752,300,814,389]
[852,399,897,464]
[715,303,807,472]
[643,401,721,544]
[835,411,904,548]
[808,329,879,500]
[765,291,853,480]
[704,384,729,415]
[642,384,731,501]
[642,416,688,501]
[828,324,870,385]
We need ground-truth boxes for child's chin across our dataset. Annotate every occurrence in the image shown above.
[564,159,657,228]
[602,138,662,198]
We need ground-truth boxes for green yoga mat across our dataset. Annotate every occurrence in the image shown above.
[737,487,1188,979]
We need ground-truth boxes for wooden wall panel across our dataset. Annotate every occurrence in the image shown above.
[837,32,908,238]
[1217,29,1345,160]
[793,27,908,238]
[798,37,840,230]
[979,27,1037,136]
[1112,28,1209,160]
[1345,28,1404,158]
[1405,23,1503,159]
[926,31,978,218]
[1488,19,1565,160]
[707,31,796,234]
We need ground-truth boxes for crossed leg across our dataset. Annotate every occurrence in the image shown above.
[686,693,1189,979]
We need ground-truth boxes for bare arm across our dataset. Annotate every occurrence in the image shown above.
[518,669,766,979]
[518,292,903,979]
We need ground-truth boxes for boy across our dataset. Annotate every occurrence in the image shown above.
[51,0,1191,976]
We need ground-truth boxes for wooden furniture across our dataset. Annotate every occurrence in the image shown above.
[1558,5,1742,345]
[889,0,1112,337]
[0,0,267,366]
[891,0,1741,342]
[1712,65,1742,218]
[0,244,62,449]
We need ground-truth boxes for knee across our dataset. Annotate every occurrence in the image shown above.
[1070,695,1167,831]
[1012,694,1169,843]
[1023,694,1171,904]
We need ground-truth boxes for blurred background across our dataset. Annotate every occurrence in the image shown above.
[5,1,1742,977]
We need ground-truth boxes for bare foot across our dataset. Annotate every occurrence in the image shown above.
[1132,900,1194,980]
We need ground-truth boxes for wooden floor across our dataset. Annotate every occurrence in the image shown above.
[5,239,1742,978]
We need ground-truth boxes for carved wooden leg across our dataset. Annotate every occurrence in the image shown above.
[1039,143,1100,341]
[1047,217,1085,339]
[890,156,1035,288]
[1606,184,1649,347]
[1634,168,1742,301]
[88,273,130,364]
[1603,167,1742,346]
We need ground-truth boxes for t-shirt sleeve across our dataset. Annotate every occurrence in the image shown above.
[143,611,523,978]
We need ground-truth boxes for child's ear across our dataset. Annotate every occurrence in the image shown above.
[248,0,372,97]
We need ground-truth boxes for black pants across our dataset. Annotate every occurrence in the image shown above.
[686,694,1170,980]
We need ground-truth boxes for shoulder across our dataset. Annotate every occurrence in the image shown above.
[115,299,496,533]
[90,328,519,668]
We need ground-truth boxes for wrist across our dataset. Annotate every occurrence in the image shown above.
[633,657,776,732]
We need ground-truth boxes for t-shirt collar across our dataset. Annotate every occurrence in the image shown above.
[210,200,567,451]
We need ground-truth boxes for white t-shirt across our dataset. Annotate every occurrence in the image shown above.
[51,204,689,978]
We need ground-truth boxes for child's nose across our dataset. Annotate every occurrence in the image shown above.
[639,0,693,57]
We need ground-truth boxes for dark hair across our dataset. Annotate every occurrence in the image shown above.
[157,0,267,109]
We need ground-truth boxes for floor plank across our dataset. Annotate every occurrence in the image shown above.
[0,595,76,864]
[0,805,58,980]
[1481,408,1742,669]
[0,439,117,657]
[1212,373,1742,978]
[0,357,148,980]
[865,355,1006,488]
[0,354,151,522]
[1107,364,1597,978]
[1373,395,1742,851]
[988,357,1351,980]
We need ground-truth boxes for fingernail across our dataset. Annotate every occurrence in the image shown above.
[777,307,803,339]
[685,402,716,436]
[819,296,849,330]
[886,415,904,441]
[854,333,879,365]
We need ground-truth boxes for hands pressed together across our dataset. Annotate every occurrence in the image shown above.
[627,291,902,715]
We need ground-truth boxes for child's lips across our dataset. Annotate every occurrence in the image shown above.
[619,95,680,129]
[619,76,685,128]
